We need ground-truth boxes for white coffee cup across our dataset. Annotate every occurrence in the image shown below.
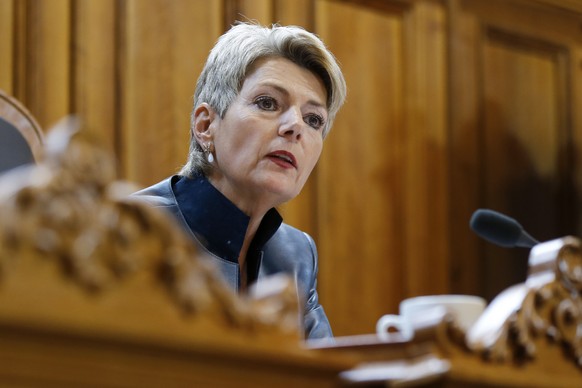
[376,294,486,341]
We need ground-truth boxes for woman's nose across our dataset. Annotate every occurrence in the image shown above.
[278,108,303,140]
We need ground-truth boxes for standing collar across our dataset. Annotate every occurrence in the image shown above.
[173,175,282,264]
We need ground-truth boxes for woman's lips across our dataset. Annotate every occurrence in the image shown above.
[266,150,297,169]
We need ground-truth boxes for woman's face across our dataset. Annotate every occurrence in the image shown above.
[202,57,328,214]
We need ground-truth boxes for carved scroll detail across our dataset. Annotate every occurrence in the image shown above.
[0,119,300,337]
[466,236,582,368]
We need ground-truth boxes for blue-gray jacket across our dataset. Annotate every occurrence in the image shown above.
[132,175,332,339]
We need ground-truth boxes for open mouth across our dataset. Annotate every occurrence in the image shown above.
[267,151,297,168]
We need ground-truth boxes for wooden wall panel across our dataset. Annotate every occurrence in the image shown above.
[316,0,410,335]
[226,0,315,26]
[573,45,582,231]
[447,0,485,299]
[24,0,71,129]
[401,0,449,298]
[482,33,566,297]
[0,0,15,94]
[449,0,582,300]
[315,0,451,336]
[235,0,274,23]
[275,0,314,26]
[120,0,223,185]
[72,0,118,156]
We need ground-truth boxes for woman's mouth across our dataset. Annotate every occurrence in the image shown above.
[266,151,297,169]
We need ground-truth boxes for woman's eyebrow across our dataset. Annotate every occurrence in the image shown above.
[259,82,327,110]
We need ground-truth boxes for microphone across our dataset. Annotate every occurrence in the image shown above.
[469,209,539,248]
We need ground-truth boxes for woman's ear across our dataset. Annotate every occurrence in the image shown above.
[192,103,217,144]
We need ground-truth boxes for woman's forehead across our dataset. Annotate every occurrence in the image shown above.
[242,57,327,106]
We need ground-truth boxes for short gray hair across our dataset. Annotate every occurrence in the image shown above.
[179,22,347,177]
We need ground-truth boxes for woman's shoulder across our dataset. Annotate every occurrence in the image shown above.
[130,176,177,208]
[267,222,316,254]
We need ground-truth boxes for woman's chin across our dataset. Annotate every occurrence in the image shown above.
[259,181,301,205]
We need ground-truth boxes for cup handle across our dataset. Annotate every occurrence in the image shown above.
[376,314,414,341]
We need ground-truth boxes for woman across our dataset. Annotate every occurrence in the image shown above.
[133,22,346,339]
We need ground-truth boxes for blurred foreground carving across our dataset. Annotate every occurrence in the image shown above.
[0,118,301,339]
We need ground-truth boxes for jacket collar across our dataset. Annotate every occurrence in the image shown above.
[173,174,282,264]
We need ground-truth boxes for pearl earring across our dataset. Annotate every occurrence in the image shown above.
[203,143,214,163]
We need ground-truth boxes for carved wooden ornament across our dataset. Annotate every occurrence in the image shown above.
[466,236,582,368]
[0,118,301,341]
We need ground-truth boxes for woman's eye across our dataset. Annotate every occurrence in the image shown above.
[255,96,278,111]
[304,113,325,130]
